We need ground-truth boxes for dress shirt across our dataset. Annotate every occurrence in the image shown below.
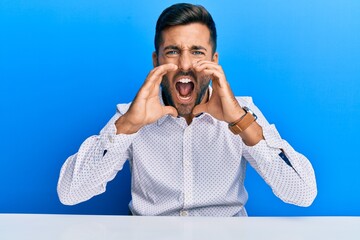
[57,95,317,216]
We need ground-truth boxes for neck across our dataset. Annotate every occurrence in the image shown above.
[184,114,193,125]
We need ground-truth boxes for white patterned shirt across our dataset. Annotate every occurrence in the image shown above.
[57,95,317,216]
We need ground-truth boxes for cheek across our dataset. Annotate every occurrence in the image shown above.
[198,74,211,88]
[161,74,175,94]
[165,72,176,84]
[158,55,177,65]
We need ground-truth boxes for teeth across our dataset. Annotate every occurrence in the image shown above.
[179,95,191,100]
[178,78,192,83]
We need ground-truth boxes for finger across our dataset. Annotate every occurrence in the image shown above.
[162,106,178,118]
[146,63,178,85]
[193,62,225,83]
[139,64,178,97]
[193,60,216,67]
[202,69,228,89]
[193,61,222,72]
[192,103,209,116]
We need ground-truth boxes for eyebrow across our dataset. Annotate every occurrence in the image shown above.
[192,45,207,51]
[163,45,208,52]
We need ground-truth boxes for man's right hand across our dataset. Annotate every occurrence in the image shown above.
[115,63,179,134]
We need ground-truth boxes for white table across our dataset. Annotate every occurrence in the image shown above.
[0,214,359,240]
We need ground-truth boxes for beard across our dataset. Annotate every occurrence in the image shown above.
[161,70,210,117]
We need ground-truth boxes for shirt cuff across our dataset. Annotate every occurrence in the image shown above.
[241,123,284,165]
[100,123,138,151]
[261,124,285,149]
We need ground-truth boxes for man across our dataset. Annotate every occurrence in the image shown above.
[57,3,317,216]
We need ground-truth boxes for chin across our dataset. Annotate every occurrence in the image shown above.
[176,104,194,117]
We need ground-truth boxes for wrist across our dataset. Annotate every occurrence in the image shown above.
[239,122,264,146]
[228,106,257,134]
[115,115,142,134]
[227,107,246,124]
[227,106,264,146]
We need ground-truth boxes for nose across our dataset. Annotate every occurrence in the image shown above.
[178,52,193,72]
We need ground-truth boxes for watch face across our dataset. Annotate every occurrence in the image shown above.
[243,106,250,112]
[243,106,257,120]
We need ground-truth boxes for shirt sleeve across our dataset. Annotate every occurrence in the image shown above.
[238,97,317,207]
[57,105,136,205]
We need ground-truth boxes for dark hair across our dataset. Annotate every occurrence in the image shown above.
[154,3,217,55]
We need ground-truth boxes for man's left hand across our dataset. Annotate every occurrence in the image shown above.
[192,60,245,123]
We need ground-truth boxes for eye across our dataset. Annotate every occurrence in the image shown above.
[192,51,205,56]
[166,50,179,55]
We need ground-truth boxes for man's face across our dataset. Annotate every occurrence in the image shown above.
[153,23,218,117]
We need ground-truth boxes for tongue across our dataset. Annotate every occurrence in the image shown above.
[176,82,193,97]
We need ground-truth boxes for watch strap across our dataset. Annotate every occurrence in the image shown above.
[228,109,257,134]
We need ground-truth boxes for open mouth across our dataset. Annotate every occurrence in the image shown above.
[175,78,195,102]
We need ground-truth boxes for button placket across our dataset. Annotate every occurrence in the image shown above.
[182,125,193,211]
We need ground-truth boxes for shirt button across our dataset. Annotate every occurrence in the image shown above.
[180,210,188,217]
[108,135,114,143]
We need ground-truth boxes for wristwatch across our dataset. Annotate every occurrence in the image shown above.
[228,106,257,134]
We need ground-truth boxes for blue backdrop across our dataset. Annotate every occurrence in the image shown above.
[1,0,359,216]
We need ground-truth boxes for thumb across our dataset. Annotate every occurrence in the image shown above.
[163,106,178,118]
[192,103,208,116]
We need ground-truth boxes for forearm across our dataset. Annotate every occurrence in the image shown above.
[115,114,143,135]
[57,136,122,205]
[237,97,317,206]
[244,137,317,206]
[239,121,264,146]
[57,112,134,205]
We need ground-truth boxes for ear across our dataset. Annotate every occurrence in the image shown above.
[152,51,159,67]
[212,52,219,64]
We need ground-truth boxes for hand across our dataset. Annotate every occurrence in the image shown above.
[115,63,178,134]
[192,61,245,123]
